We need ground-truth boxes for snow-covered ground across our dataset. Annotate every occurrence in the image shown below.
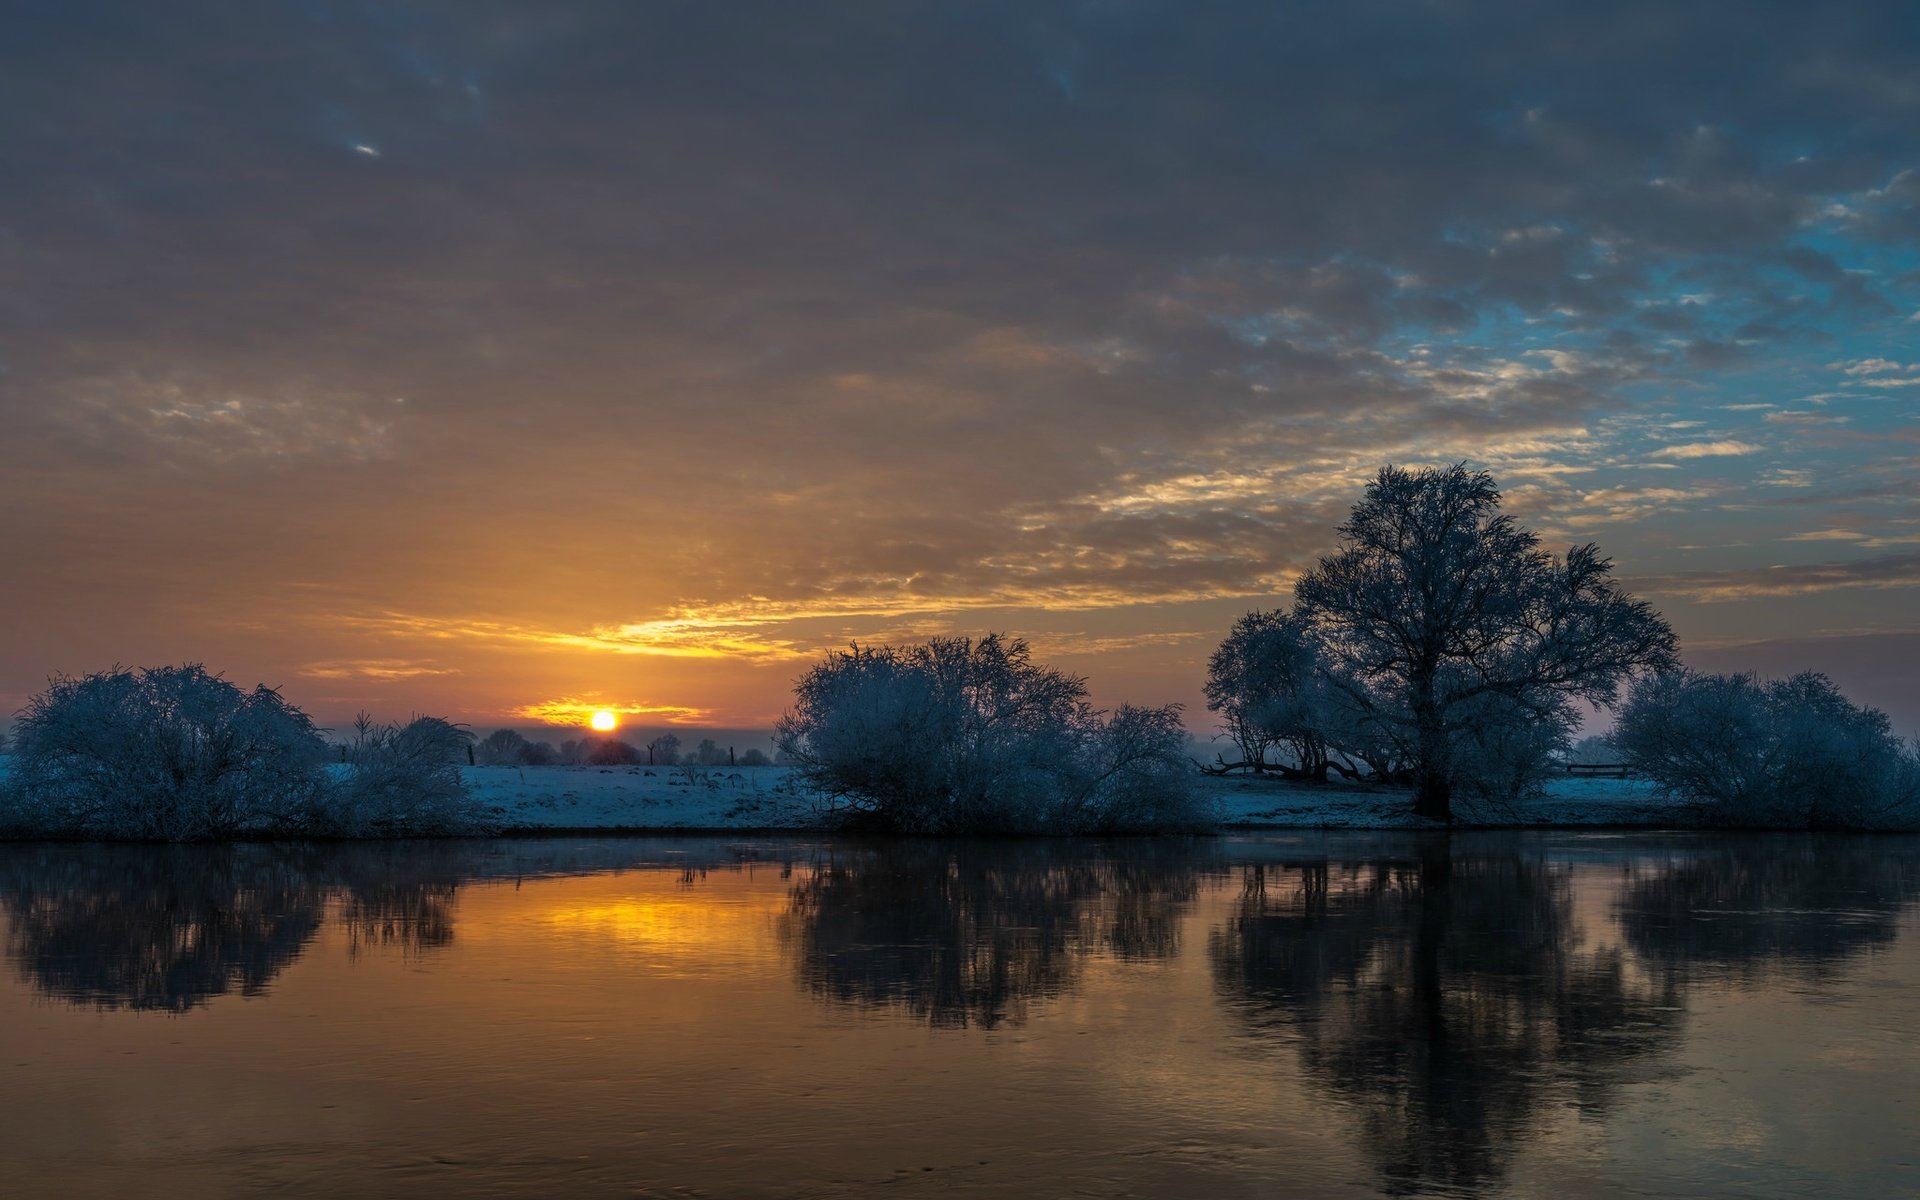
[0,755,1691,833]
[465,763,1687,832]
[1197,769,1682,829]
[467,764,821,831]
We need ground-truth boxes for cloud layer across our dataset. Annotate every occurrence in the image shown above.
[2,2,1918,730]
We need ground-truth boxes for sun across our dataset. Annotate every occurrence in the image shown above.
[589,709,618,732]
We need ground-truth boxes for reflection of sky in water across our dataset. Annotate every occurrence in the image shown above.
[0,835,1915,1198]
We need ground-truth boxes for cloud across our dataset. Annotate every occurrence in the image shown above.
[514,698,712,726]
[1832,358,1908,375]
[1763,411,1850,425]
[45,372,401,465]
[334,612,813,664]
[1780,529,1868,541]
[1025,630,1215,658]
[1635,552,1920,601]
[1650,441,1766,459]
[300,659,459,682]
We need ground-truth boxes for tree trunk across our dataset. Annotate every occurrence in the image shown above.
[1415,769,1453,822]
[1412,679,1454,823]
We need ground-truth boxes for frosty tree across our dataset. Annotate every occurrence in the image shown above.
[1294,464,1677,822]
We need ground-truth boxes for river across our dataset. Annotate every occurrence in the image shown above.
[1,833,1915,1197]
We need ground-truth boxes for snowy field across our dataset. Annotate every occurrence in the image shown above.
[457,763,1685,832]
[0,755,1689,833]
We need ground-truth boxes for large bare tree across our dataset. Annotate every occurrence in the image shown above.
[1294,464,1677,822]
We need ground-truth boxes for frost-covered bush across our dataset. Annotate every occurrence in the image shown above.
[2,669,490,839]
[776,635,1208,834]
[324,714,490,836]
[1612,671,1920,829]
[2,665,327,839]
[1448,689,1579,808]
[1067,703,1208,833]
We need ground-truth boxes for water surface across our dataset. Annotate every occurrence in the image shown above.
[2,833,1916,1198]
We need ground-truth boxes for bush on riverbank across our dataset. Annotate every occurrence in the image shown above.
[0,666,489,840]
[318,713,492,837]
[1611,670,1920,830]
[775,635,1210,834]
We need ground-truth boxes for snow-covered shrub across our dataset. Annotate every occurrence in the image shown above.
[2,665,328,839]
[1612,670,1919,829]
[1448,689,1579,808]
[1068,703,1212,833]
[676,759,714,787]
[776,634,1206,834]
[324,714,489,836]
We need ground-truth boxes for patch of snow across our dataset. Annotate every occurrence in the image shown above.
[1199,770,1683,829]
[0,755,1692,833]
[469,764,818,832]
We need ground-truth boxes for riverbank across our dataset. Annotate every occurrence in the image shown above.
[0,755,1691,835]
[458,763,1686,833]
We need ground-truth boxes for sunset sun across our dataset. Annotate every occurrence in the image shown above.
[589,709,617,732]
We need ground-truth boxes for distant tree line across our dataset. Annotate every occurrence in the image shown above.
[470,727,773,769]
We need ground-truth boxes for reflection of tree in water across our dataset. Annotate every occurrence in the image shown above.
[1211,841,1684,1198]
[783,840,1210,1028]
[332,842,470,957]
[0,843,467,1011]
[0,844,329,1012]
[1618,835,1920,984]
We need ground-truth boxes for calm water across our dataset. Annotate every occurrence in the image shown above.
[2,834,1917,1199]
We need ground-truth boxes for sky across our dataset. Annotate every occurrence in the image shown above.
[3,1,1918,741]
